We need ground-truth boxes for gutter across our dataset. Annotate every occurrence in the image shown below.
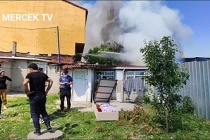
[0,56,50,62]
[113,66,147,70]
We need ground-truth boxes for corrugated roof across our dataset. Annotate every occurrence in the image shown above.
[180,57,210,62]
[49,55,74,64]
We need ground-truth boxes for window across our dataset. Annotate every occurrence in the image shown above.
[95,71,115,82]
[100,71,115,79]
[37,63,48,74]
[125,70,147,92]
[125,70,145,79]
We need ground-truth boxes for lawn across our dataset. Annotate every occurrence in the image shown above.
[1,94,210,140]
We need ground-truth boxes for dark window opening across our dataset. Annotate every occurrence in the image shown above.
[75,43,85,61]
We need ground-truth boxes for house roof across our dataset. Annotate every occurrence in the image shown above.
[62,63,148,70]
[0,59,10,63]
[113,64,147,69]
[62,63,113,69]
[0,52,74,63]
[0,52,147,70]
[180,57,210,62]
[0,52,30,57]
[48,55,74,64]
[62,0,87,11]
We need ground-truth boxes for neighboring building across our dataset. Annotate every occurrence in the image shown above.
[0,0,87,56]
[0,54,148,102]
[64,64,147,102]
[0,1,148,103]
[0,1,88,97]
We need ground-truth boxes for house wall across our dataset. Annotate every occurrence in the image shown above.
[1,61,28,93]
[0,60,61,94]
[1,60,33,93]
[0,1,87,55]
[10,60,28,92]
[115,69,148,103]
[90,69,95,102]
[95,68,147,102]
[115,69,124,102]
[87,69,94,102]
[47,65,61,94]
[1,60,95,102]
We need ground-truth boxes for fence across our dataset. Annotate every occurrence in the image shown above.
[179,57,210,120]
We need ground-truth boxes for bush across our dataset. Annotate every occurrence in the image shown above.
[142,94,151,104]
[179,96,195,114]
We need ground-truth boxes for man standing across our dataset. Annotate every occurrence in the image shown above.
[58,69,73,111]
[23,63,53,135]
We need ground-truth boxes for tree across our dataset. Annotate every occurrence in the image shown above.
[83,42,128,65]
[140,36,189,132]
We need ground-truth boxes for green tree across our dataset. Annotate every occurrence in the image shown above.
[83,42,128,65]
[140,36,189,132]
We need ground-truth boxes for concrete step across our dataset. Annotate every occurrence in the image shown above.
[27,129,63,140]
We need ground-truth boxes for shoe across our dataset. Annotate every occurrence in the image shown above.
[34,130,41,136]
[47,126,52,130]
[0,114,3,119]
[3,105,7,109]
[39,118,44,124]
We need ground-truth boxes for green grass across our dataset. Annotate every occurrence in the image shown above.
[1,94,210,140]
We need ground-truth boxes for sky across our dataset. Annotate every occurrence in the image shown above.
[164,1,210,57]
[73,0,210,64]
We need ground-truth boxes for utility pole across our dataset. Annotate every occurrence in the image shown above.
[56,26,61,76]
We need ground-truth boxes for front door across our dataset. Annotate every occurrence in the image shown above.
[72,69,87,101]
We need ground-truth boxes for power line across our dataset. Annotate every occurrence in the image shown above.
[0,26,57,30]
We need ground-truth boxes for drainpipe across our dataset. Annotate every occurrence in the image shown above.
[122,69,125,103]
[72,69,74,101]
[56,26,61,76]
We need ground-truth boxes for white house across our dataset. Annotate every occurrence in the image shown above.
[0,54,147,102]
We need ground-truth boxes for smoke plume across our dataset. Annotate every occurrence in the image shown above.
[72,1,192,65]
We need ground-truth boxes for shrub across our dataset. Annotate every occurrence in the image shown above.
[179,96,195,114]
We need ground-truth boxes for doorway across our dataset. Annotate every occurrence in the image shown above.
[72,69,88,101]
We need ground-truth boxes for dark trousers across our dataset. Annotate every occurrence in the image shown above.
[29,94,50,131]
[60,88,71,111]
[0,96,2,114]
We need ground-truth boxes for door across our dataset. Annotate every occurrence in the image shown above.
[73,69,87,101]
